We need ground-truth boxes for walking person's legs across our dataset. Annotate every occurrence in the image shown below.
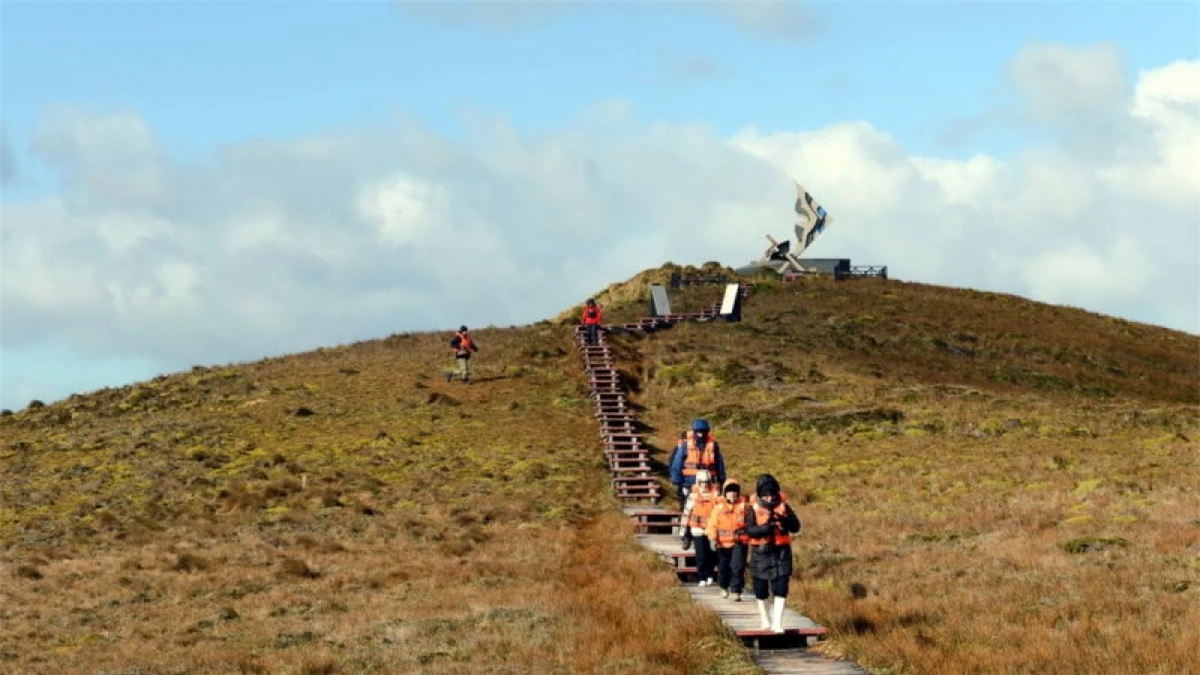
[753,577,771,629]
[715,547,730,589]
[769,575,789,633]
[695,535,714,586]
[730,543,747,599]
[715,547,732,597]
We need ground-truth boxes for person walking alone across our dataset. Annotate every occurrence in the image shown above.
[447,325,479,384]
[581,298,603,346]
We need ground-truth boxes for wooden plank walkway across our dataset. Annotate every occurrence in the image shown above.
[754,650,871,675]
[633,527,827,641]
[628,514,869,673]
[574,293,869,674]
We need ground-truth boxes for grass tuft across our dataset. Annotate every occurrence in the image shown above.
[1,265,1196,674]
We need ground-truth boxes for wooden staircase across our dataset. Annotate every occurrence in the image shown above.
[572,288,867,673]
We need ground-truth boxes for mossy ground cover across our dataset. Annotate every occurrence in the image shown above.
[1,325,754,674]
[3,267,1197,675]
[625,276,1199,674]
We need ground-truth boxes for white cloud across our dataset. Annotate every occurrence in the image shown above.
[394,0,822,40]
[356,174,445,248]
[2,46,1197,408]
[658,54,722,81]
[700,0,821,41]
[1101,59,1200,211]
[0,126,16,186]
[1008,43,1129,130]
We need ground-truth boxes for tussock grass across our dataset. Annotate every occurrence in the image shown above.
[2,266,1196,674]
[1,320,754,673]
[629,275,1199,674]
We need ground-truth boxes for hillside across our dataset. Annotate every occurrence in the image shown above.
[2,266,1198,674]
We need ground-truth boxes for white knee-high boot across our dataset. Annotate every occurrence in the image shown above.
[756,599,771,629]
[770,596,787,633]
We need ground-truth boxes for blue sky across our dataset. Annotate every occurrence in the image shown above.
[5,1,1195,167]
[2,1,1198,410]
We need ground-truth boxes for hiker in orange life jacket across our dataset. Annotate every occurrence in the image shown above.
[744,473,801,633]
[447,326,479,384]
[706,478,750,601]
[581,298,603,346]
[680,469,721,587]
[669,418,727,507]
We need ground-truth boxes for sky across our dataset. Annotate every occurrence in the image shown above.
[1,0,1198,411]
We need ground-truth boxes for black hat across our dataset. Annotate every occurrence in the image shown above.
[756,474,781,498]
[459,325,468,332]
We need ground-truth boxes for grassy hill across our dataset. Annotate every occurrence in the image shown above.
[3,266,1197,674]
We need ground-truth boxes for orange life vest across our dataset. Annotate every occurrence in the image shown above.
[747,491,792,547]
[686,486,720,529]
[454,332,473,353]
[681,433,718,478]
[709,498,750,547]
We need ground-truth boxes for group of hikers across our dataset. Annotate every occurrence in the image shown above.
[671,418,801,634]
[447,303,802,634]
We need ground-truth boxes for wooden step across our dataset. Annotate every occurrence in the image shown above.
[668,550,695,566]
[614,480,662,492]
[609,457,650,467]
[614,473,662,482]
[610,465,650,475]
[626,508,680,519]
[617,491,662,501]
[614,479,659,490]
[614,480,660,491]
[673,566,698,579]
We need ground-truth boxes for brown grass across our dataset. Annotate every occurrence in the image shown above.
[1,266,1197,674]
[0,316,754,674]
[630,276,1200,674]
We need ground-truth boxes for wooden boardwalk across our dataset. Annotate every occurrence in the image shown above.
[573,295,869,675]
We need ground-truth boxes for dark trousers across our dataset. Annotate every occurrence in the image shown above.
[715,544,747,593]
[753,576,789,600]
[584,323,599,345]
[693,535,714,582]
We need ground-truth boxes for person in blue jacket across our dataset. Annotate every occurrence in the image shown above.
[669,418,727,506]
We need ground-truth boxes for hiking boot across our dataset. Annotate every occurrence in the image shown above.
[734,593,742,602]
[720,589,729,599]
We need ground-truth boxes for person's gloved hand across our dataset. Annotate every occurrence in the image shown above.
[681,530,693,551]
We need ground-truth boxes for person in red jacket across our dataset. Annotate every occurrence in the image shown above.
[581,298,603,345]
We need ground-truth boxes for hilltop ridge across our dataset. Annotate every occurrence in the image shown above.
[2,266,1197,674]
